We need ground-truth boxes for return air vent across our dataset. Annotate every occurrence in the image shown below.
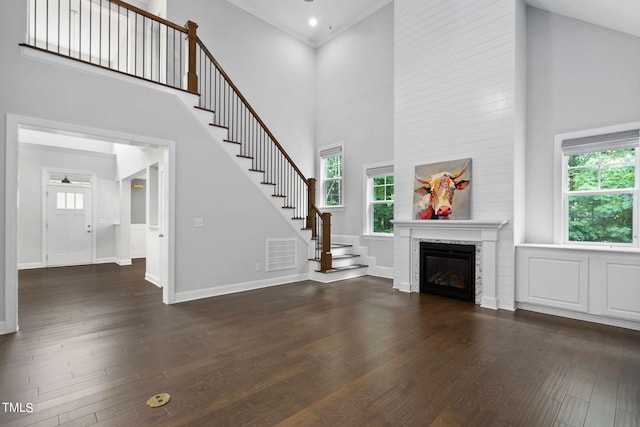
[266,238,297,272]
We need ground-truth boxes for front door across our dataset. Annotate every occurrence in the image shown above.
[46,185,93,266]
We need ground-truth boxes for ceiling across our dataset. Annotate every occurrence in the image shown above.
[226,0,640,47]
[226,0,392,47]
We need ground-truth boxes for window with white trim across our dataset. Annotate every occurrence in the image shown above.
[560,128,639,245]
[365,164,394,234]
[320,144,343,207]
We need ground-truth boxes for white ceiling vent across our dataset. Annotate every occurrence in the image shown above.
[266,238,297,272]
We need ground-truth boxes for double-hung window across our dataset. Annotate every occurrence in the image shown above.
[559,127,640,246]
[365,164,394,235]
[320,144,343,207]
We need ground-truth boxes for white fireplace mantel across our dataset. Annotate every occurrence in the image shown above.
[393,219,509,310]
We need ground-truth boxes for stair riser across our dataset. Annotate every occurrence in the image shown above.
[330,247,353,257]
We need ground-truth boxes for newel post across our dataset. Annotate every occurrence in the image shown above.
[320,212,332,272]
[185,20,199,94]
[307,178,317,236]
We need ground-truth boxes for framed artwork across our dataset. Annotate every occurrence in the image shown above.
[414,158,471,220]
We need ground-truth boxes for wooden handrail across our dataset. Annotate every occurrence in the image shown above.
[110,0,188,33]
[195,37,309,186]
[23,0,332,270]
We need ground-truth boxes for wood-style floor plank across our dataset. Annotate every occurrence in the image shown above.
[1,260,639,426]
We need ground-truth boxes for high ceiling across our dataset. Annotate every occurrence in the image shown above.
[226,0,640,47]
[226,0,392,47]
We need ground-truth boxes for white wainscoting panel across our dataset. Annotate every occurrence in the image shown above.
[517,248,588,312]
[517,245,640,329]
[602,259,640,321]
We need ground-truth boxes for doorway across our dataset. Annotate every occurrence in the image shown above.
[4,114,176,334]
[45,172,95,267]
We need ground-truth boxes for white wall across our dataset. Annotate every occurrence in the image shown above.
[166,0,316,177]
[394,0,520,309]
[1,1,313,330]
[17,145,119,266]
[315,4,394,267]
[525,7,640,243]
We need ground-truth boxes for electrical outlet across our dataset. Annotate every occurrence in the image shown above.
[194,217,204,228]
[255,263,261,272]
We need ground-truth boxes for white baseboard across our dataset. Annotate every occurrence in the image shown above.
[481,297,499,310]
[368,265,393,279]
[116,258,132,266]
[145,273,161,288]
[95,257,117,265]
[518,302,640,331]
[18,262,44,270]
[0,321,6,335]
[174,273,309,303]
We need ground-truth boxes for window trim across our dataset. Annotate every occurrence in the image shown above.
[363,162,394,236]
[319,143,344,209]
[554,122,640,247]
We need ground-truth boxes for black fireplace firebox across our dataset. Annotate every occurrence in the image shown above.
[420,242,475,302]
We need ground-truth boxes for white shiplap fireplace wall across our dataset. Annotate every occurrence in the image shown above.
[394,0,524,310]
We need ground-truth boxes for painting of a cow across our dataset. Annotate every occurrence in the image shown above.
[414,159,471,220]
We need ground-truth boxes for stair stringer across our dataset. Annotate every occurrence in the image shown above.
[177,93,313,254]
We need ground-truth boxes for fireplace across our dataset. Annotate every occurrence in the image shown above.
[420,242,475,302]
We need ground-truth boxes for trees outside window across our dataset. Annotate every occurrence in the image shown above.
[320,144,343,207]
[365,164,394,235]
[560,127,639,246]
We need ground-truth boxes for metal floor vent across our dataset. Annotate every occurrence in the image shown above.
[266,238,297,272]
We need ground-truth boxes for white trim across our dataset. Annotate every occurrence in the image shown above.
[554,121,640,246]
[94,257,117,264]
[0,321,7,336]
[368,265,394,279]
[18,262,45,270]
[5,114,177,336]
[5,115,19,334]
[518,302,640,332]
[363,161,394,236]
[116,258,132,266]
[42,167,97,267]
[318,142,344,208]
[173,274,309,303]
[517,242,640,254]
[145,273,162,288]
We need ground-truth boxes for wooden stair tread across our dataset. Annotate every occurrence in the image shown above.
[194,105,215,114]
[315,264,368,274]
[237,154,254,159]
[331,243,352,248]
[309,254,360,262]
[224,139,241,145]
[209,123,229,130]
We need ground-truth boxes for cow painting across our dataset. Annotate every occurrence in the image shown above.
[414,159,471,220]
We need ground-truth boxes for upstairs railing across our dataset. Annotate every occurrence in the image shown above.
[23,0,332,272]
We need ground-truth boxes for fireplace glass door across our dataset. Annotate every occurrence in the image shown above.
[420,242,475,302]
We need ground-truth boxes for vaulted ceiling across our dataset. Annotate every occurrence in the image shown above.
[226,0,640,47]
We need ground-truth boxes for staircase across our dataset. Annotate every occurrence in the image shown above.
[22,0,370,279]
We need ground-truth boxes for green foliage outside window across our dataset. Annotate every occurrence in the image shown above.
[323,155,342,206]
[567,148,636,244]
[371,175,394,233]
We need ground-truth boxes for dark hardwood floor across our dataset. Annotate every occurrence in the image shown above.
[1,260,639,426]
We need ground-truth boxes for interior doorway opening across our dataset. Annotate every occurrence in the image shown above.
[5,114,176,334]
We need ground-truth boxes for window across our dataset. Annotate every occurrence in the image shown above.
[559,127,639,245]
[365,164,394,235]
[56,192,84,210]
[320,144,343,207]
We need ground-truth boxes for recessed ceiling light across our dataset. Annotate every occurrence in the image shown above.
[309,17,318,26]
